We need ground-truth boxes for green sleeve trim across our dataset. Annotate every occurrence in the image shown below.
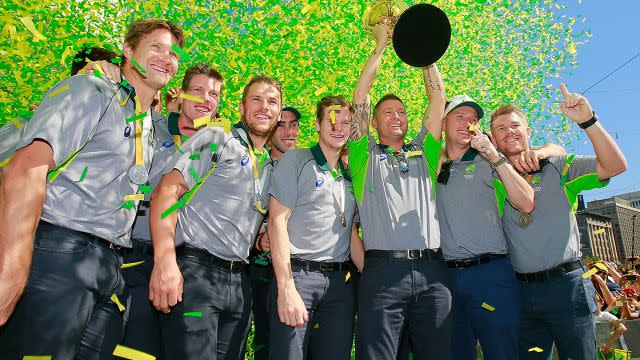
[492,179,507,217]
[48,147,83,183]
[348,135,370,204]
[423,132,442,198]
[563,173,609,213]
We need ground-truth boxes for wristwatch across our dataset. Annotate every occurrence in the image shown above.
[579,111,598,130]
[491,155,508,168]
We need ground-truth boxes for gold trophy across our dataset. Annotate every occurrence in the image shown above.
[363,0,409,39]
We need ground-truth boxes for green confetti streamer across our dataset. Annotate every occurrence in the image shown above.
[161,198,186,219]
[210,143,219,153]
[131,58,147,74]
[172,43,191,62]
[122,200,135,209]
[183,311,203,317]
[126,112,147,123]
[189,166,202,184]
[140,185,152,193]
[78,166,88,182]
[189,153,201,160]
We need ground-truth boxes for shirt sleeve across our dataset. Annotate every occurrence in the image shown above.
[169,127,225,190]
[269,149,301,210]
[15,75,108,167]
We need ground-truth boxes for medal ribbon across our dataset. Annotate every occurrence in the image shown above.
[134,96,145,169]
[328,169,346,225]
[247,143,268,196]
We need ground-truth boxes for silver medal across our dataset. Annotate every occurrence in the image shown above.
[128,164,148,185]
[519,212,532,228]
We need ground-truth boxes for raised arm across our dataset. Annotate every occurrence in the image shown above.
[149,170,189,313]
[559,83,627,180]
[351,24,391,141]
[268,196,308,327]
[422,64,446,140]
[0,141,53,325]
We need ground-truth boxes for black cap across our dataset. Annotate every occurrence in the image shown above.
[392,4,452,67]
[282,106,302,121]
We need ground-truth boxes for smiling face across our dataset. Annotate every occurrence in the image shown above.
[443,106,479,148]
[178,74,222,136]
[490,112,531,156]
[123,28,179,90]
[373,99,408,142]
[239,81,281,137]
[271,110,300,155]
[316,106,352,152]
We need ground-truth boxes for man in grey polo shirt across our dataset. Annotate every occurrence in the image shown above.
[119,63,223,359]
[490,84,627,360]
[149,76,281,359]
[437,94,536,360]
[0,19,184,358]
[349,24,450,360]
[268,96,361,359]
[247,105,301,360]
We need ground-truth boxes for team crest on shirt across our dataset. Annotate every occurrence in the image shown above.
[531,175,542,192]
[241,155,250,166]
[464,164,475,179]
[346,183,354,195]
[379,154,388,161]
[315,178,324,187]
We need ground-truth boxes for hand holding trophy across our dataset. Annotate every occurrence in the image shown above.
[363,0,409,44]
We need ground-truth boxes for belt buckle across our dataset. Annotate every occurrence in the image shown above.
[108,242,122,251]
[407,250,420,260]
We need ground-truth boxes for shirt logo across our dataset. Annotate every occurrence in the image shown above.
[241,155,250,166]
[464,164,475,179]
[124,124,132,138]
[315,178,324,187]
[379,154,388,161]
[162,140,174,148]
[532,175,542,192]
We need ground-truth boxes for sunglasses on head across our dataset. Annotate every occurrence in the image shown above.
[437,160,453,185]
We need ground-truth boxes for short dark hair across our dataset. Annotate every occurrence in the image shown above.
[373,93,405,118]
[241,75,282,104]
[315,95,352,123]
[71,47,118,76]
[181,63,224,91]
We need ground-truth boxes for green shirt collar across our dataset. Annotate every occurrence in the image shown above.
[378,143,414,153]
[459,147,480,162]
[168,112,181,135]
[310,143,351,181]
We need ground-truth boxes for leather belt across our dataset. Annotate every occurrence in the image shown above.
[516,260,583,283]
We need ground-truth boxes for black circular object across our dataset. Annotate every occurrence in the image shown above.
[392,3,452,67]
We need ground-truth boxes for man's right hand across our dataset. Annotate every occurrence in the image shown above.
[277,280,308,327]
[165,88,180,114]
[149,254,183,313]
[81,60,121,82]
[0,264,29,325]
[373,23,391,49]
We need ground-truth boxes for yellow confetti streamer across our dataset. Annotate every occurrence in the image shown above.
[0,156,12,167]
[481,302,495,312]
[313,323,320,329]
[19,17,47,41]
[314,85,328,97]
[208,118,231,134]
[10,117,23,129]
[581,267,598,279]
[345,271,351,282]
[405,150,422,157]
[49,85,70,97]
[179,93,204,103]
[110,294,125,312]
[124,194,144,201]
[616,300,623,307]
[23,357,52,360]
[193,116,211,128]
[121,261,145,269]
[528,347,543,353]
[113,345,156,360]
[469,123,477,133]
[593,228,605,235]
[328,104,341,125]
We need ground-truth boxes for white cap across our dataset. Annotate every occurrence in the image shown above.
[444,94,484,120]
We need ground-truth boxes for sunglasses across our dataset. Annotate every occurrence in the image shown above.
[437,160,453,185]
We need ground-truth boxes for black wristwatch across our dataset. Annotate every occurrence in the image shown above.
[579,112,598,130]
[491,155,508,168]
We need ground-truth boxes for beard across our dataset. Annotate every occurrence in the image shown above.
[242,115,275,138]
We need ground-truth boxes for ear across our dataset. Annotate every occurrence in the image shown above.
[239,102,245,118]
[177,89,184,105]
[371,116,378,130]
[122,43,133,60]
[315,118,321,132]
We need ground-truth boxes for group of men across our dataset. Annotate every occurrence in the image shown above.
[0,17,628,360]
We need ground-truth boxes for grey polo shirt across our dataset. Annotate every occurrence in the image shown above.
[14,75,156,246]
[269,143,357,262]
[0,114,32,169]
[130,112,176,242]
[437,148,509,261]
[347,127,441,251]
[167,122,274,262]
[503,155,607,273]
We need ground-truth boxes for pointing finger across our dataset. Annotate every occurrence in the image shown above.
[559,83,570,100]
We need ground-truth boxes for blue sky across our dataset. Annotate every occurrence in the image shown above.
[559,0,639,202]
